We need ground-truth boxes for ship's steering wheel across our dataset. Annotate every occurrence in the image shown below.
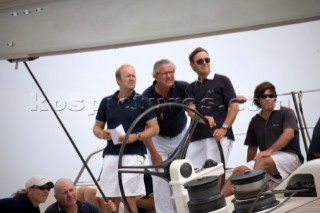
[117,102,226,213]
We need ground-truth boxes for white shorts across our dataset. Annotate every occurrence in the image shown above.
[97,155,146,198]
[185,137,233,168]
[245,151,302,183]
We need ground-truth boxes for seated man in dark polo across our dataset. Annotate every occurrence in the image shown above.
[221,81,304,197]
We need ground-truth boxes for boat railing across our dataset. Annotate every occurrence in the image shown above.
[74,148,104,186]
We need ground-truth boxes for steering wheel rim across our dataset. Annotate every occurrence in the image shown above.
[117,102,226,213]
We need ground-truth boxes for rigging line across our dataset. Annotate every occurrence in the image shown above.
[291,92,309,154]
[22,61,108,203]
[241,89,320,100]
[298,91,312,142]
[278,88,320,96]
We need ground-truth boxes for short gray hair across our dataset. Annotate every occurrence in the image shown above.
[152,59,176,78]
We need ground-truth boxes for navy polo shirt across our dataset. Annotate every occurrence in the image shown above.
[44,200,100,213]
[245,106,304,163]
[96,90,156,157]
[185,73,237,142]
[0,194,40,213]
[143,80,188,137]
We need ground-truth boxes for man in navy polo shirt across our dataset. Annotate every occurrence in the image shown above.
[93,64,159,213]
[221,81,303,197]
[185,47,240,169]
[142,59,188,213]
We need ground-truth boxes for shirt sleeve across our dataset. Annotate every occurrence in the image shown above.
[142,95,157,122]
[184,83,195,105]
[282,107,299,132]
[221,75,237,105]
[244,117,258,147]
[95,97,108,122]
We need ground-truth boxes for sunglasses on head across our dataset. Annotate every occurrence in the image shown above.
[260,94,276,99]
[196,57,210,65]
[32,185,51,191]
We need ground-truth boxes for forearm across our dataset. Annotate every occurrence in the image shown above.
[93,121,106,139]
[247,146,257,162]
[143,139,158,156]
[93,125,103,139]
[138,119,159,141]
[186,104,213,126]
[223,102,239,127]
[268,128,295,152]
[136,197,155,211]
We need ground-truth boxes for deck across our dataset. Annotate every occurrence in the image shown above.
[288,197,320,212]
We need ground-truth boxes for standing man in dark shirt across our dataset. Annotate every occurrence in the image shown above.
[142,59,188,213]
[185,47,239,169]
[221,81,304,197]
[0,175,54,213]
[93,64,159,213]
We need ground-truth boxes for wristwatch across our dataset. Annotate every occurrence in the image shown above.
[136,133,141,141]
[222,123,229,129]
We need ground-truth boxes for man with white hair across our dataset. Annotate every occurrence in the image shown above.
[142,59,188,213]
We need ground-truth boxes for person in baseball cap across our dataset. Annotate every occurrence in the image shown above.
[0,175,54,213]
[25,175,54,189]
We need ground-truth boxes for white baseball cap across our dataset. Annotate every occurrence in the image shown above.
[25,175,54,189]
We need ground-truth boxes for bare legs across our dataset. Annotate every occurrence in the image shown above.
[76,186,116,213]
[221,165,249,197]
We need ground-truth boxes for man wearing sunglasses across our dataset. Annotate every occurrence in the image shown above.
[142,59,189,213]
[185,47,240,171]
[221,81,304,197]
[0,175,54,213]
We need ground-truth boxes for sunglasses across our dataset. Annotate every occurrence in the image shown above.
[32,185,51,191]
[196,57,210,65]
[260,94,276,99]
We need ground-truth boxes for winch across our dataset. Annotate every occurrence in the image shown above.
[230,169,279,213]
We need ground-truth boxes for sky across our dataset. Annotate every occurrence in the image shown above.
[0,20,319,198]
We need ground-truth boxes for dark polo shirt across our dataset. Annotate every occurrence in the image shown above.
[143,80,188,137]
[0,194,40,213]
[96,90,156,157]
[185,73,237,142]
[245,106,304,163]
[44,200,100,213]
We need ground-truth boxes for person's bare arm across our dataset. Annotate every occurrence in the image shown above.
[138,118,160,141]
[119,118,160,143]
[105,200,117,213]
[254,128,295,160]
[144,138,162,165]
[136,193,155,211]
[186,103,216,128]
[93,120,111,140]
[213,102,239,141]
[247,146,258,162]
